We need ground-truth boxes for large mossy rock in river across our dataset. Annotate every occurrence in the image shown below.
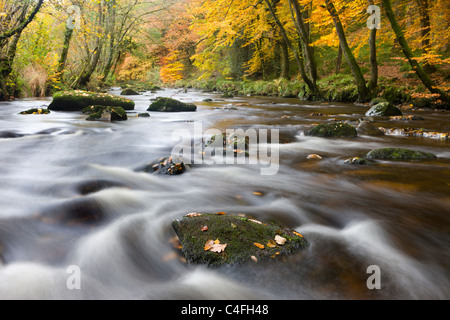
[366,147,437,161]
[120,88,140,96]
[148,97,197,112]
[82,105,128,121]
[48,90,135,111]
[172,213,308,266]
[307,122,357,137]
[365,102,402,117]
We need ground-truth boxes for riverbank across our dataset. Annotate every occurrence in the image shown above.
[170,73,449,110]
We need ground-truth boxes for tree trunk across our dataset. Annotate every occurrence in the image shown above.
[76,0,105,88]
[264,0,319,97]
[325,0,369,101]
[56,26,74,82]
[415,0,435,73]
[382,0,449,103]
[288,0,318,84]
[335,44,343,74]
[280,35,290,80]
[368,0,378,91]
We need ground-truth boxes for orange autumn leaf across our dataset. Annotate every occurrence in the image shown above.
[267,239,277,248]
[254,242,265,249]
[201,225,208,232]
[293,231,304,238]
[215,211,226,215]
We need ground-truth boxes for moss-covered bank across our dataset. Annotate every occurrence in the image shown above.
[172,213,308,266]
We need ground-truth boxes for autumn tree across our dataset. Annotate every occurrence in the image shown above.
[0,0,44,100]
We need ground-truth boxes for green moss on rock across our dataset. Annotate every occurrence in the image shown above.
[148,97,197,112]
[82,105,128,121]
[48,90,135,111]
[307,122,357,137]
[365,102,402,117]
[366,148,437,160]
[172,213,308,266]
[19,108,50,115]
[120,88,140,96]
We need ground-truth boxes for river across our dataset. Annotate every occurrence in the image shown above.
[0,88,449,300]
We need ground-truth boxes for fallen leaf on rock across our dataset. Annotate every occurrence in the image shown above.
[204,239,214,251]
[215,211,227,215]
[267,239,277,248]
[293,231,304,238]
[209,243,227,253]
[254,242,265,249]
[251,255,258,263]
[307,154,323,159]
[201,225,208,232]
[231,223,237,229]
[204,239,227,253]
[275,235,286,245]
[186,212,202,217]
[249,219,263,225]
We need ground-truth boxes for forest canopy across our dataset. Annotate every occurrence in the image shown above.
[0,0,449,104]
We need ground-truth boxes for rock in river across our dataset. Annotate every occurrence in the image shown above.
[307,122,357,137]
[366,148,437,161]
[137,156,189,175]
[365,102,402,117]
[172,213,308,266]
[48,90,135,111]
[148,97,197,112]
[82,105,128,121]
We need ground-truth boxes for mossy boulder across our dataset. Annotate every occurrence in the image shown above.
[19,108,50,115]
[48,90,135,111]
[172,213,308,266]
[307,122,357,137]
[365,102,402,117]
[148,97,197,112]
[120,88,140,96]
[366,148,437,161]
[82,105,128,121]
[136,155,189,175]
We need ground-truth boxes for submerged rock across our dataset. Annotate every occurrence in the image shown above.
[204,133,250,156]
[82,105,128,121]
[356,120,384,136]
[137,156,189,175]
[19,108,50,115]
[365,102,402,117]
[307,122,357,137]
[344,157,374,165]
[147,97,197,112]
[172,213,308,266]
[366,148,437,161]
[48,90,135,111]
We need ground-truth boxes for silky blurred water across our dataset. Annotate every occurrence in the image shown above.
[0,88,449,300]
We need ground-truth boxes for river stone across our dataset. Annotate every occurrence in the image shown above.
[137,156,189,175]
[48,90,135,111]
[366,148,437,161]
[307,122,357,137]
[19,108,50,115]
[365,102,402,117]
[82,105,128,121]
[344,157,374,165]
[356,120,384,136]
[172,213,308,266]
[120,88,140,96]
[148,97,197,112]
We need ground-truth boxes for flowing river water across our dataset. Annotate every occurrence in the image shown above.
[0,88,449,300]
